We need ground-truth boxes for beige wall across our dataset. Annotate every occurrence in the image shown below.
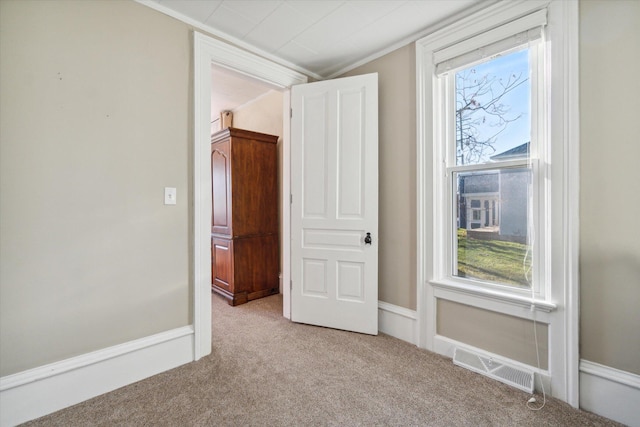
[579,0,640,375]
[232,90,284,138]
[0,0,191,376]
[437,300,549,369]
[341,45,417,309]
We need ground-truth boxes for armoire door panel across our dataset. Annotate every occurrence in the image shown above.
[233,234,279,300]
[211,237,233,293]
[211,140,232,236]
[231,137,278,237]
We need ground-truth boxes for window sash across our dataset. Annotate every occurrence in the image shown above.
[437,42,545,299]
[449,166,534,292]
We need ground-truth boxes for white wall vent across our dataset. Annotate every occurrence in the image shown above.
[453,347,534,393]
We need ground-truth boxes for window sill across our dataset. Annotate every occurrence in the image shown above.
[430,279,557,314]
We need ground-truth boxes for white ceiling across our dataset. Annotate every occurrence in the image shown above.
[143,0,488,116]
[146,0,485,80]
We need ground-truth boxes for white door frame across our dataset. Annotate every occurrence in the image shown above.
[193,32,307,359]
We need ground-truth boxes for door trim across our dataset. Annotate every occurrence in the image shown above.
[193,32,307,359]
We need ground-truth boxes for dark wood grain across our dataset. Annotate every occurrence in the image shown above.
[211,140,232,236]
[211,237,232,293]
[210,128,279,305]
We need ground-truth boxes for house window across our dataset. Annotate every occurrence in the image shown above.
[416,1,579,403]
[431,10,547,297]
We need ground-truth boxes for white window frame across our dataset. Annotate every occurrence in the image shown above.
[435,6,548,301]
[416,0,580,406]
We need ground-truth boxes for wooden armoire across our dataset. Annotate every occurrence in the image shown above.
[210,127,279,306]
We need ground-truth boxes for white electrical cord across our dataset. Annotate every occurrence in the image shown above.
[526,311,546,411]
[524,134,545,412]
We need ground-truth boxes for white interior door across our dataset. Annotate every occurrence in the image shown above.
[290,73,378,335]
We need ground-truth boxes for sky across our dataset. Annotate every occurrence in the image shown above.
[456,48,531,163]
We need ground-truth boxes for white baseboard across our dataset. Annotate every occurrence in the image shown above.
[433,335,551,394]
[580,359,640,427]
[0,326,195,427]
[378,301,417,345]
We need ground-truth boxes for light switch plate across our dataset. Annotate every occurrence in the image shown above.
[164,187,176,205]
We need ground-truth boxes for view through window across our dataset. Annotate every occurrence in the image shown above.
[452,48,533,288]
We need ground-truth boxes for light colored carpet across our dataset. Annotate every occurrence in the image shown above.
[23,293,620,426]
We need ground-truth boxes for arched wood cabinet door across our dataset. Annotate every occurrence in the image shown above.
[211,138,232,237]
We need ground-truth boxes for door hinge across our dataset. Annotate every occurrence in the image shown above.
[290,280,293,290]
[290,194,293,204]
[290,108,293,118]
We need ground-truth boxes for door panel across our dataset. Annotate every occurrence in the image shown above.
[291,73,378,335]
[301,93,328,219]
[337,88,365,219]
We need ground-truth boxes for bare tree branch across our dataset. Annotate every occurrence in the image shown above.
[456,68,528,164]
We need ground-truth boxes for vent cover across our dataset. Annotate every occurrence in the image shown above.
[453,347,534,393]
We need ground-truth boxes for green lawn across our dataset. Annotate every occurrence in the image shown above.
[456,228,531,287]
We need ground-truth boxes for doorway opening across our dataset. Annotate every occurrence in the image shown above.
[210,64,285,311]
[193,31,308,360]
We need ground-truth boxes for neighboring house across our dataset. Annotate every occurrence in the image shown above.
[458,142,529,243]
[489,141,530,162]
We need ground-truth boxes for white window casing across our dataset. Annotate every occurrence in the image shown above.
[416,0,579,406]
[436,12,546,300]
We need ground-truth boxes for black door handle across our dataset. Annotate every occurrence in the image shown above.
[364,232,372,245]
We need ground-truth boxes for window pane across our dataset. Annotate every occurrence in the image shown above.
[455,168,532,288]
[455,49,531,166]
